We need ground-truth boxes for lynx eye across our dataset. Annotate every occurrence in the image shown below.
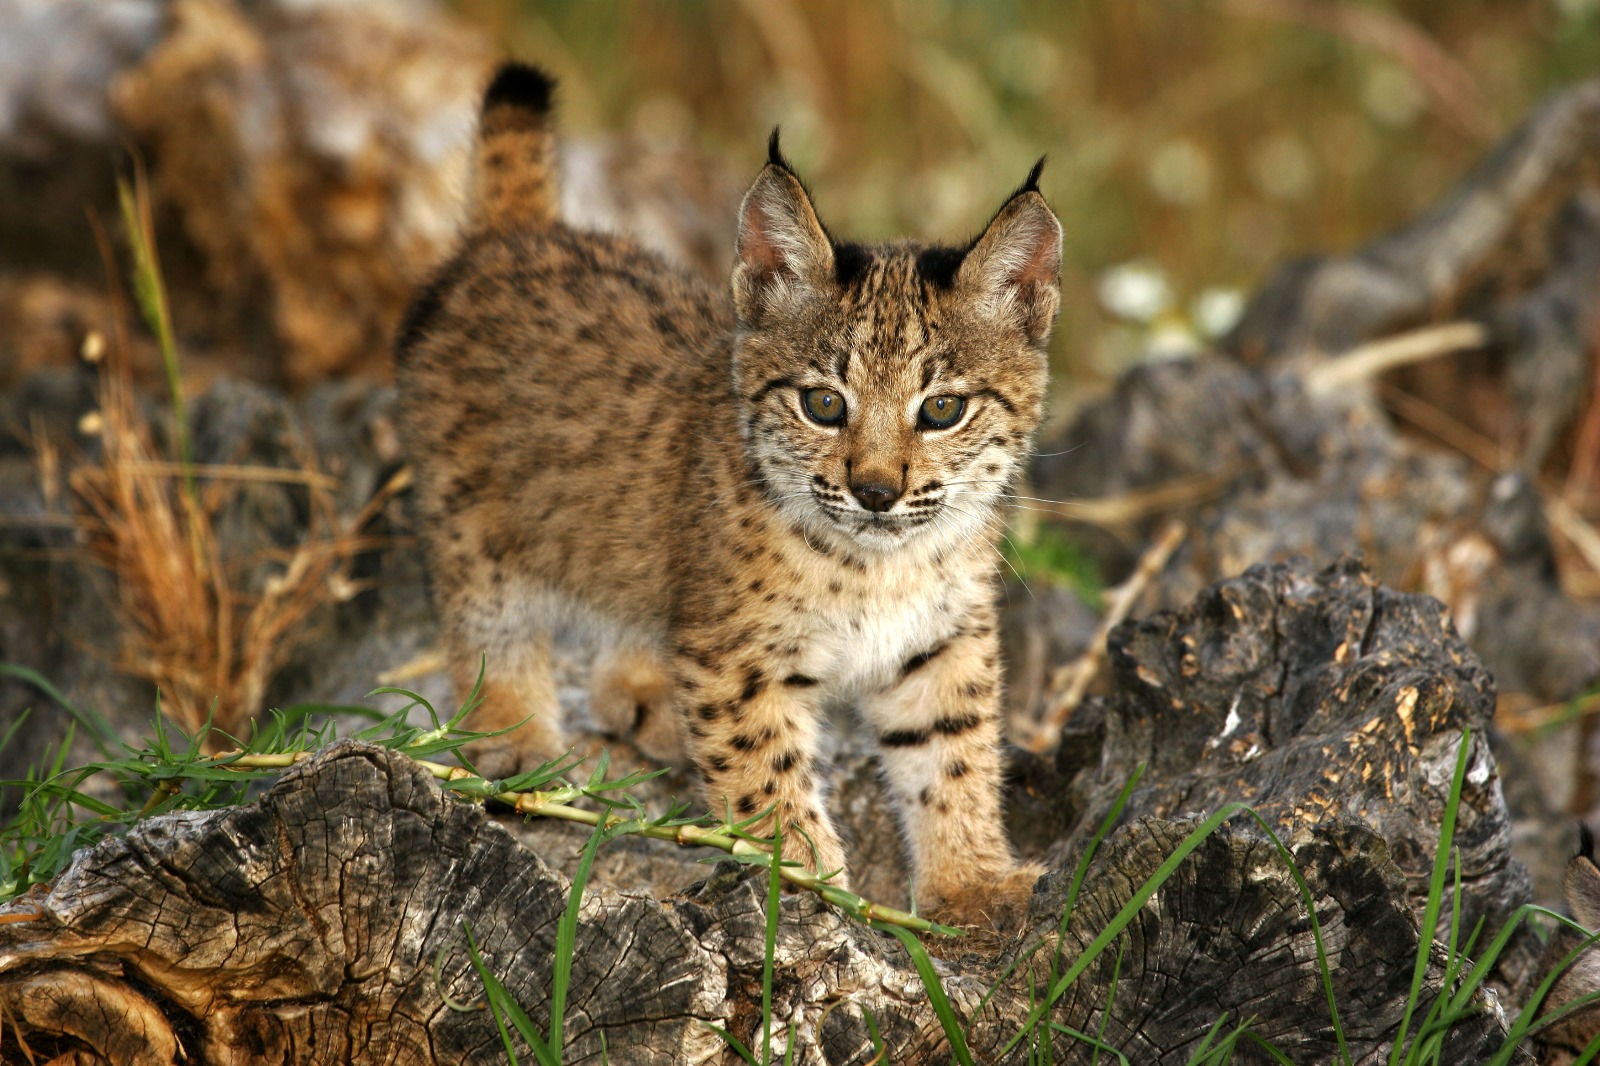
[801,388,847,425]
[918,394,966,429]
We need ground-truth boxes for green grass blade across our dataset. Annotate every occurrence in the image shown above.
[0,663,117,756]
[1092,940,1123,1065]
[763,820,782,1065]
[550,817,608,1057]
[1232,808,1350,1066]
[701,1023,760,1065]
[862,1007,885,1061]
[876,921,976,1066]
[1045,1023,1130,1064]
[968,764,1147,1049]
[1575,1026,1600,1066]
[1243,1031,1298,1065]
[1002,802,1251,1057]
[464,922,558,1066]
[1389,729,1472,1066]
[1186,1015,1231,1065]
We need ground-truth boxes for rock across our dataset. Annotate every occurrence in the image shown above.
[1032,78,1600,734]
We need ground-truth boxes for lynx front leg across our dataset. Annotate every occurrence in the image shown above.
[862,619,1041,927]
[674,646,847,885]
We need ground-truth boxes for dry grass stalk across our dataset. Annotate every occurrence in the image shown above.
[1377,381,1505,472]
[123,460,342,491]
[1039,471,1233,539]
[1380,380,1600,602]
[1547,496,1600,586]
[59,176,405,747]
[68,372,404,744]
[376,641,447,687]
[1017,520,1187,754]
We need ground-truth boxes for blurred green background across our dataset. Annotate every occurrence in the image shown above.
[455,0,1600,397]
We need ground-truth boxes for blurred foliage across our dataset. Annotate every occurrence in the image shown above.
[453,0,1600,399]
[1003,521,1104,609]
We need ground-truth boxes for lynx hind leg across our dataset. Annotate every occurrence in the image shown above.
[452,632,566,780]
[589,644,685,763]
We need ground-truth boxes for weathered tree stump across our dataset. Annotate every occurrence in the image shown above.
[0,559,1538,1064]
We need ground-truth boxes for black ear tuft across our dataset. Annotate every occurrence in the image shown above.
[767,127,795,173]
[1015,156,1047,199]
[1580,822,1596,863]
[1024,156,1046,192]
[483,62,556,116]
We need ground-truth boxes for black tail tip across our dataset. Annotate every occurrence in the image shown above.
[483,62,555,116]
[1580,822,1596,863]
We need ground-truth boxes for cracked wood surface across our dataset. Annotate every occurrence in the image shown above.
[0,559,1534,1063]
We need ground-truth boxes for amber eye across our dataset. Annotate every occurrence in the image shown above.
[802,388,847,425]
[919,394,966,429]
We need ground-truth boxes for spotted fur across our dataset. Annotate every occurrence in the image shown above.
[397,62,1064,926]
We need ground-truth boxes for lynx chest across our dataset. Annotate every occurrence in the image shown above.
[801,560,985,697]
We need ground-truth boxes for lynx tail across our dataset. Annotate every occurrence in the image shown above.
[472,62,560,230]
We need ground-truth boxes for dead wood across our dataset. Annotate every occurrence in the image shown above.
[0,558,1535,1063]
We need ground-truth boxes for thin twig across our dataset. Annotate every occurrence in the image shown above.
[1039,473,1233,534]
[122,461,342,491]
[1547,496,1600,579]
[211,749,949,935]
[1305,321,1489,395]
[1377,382,1504,472]
[378,648,450,686]
[1379,382,1600,599]
[1563,311,1600,498]
[1020,521,1187,754]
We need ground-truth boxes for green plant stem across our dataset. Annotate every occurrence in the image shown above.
[213,749,948,934]
[116,173,201,569]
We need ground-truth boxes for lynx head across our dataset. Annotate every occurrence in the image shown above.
[731,133,1062,556]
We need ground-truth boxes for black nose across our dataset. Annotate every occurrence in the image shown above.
[850,483,901,512]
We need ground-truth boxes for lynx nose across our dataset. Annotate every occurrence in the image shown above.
[850,482,901,513]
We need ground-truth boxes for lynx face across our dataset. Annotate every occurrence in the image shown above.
[730,149,1061,557]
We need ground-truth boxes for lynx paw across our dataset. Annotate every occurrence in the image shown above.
[928,861,1046,931]
[461,717,566,780]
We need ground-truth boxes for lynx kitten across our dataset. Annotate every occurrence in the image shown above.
[397,63,1063,925]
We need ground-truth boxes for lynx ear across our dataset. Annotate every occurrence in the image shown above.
[732,131,836,326]
[957,160,1063,346]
